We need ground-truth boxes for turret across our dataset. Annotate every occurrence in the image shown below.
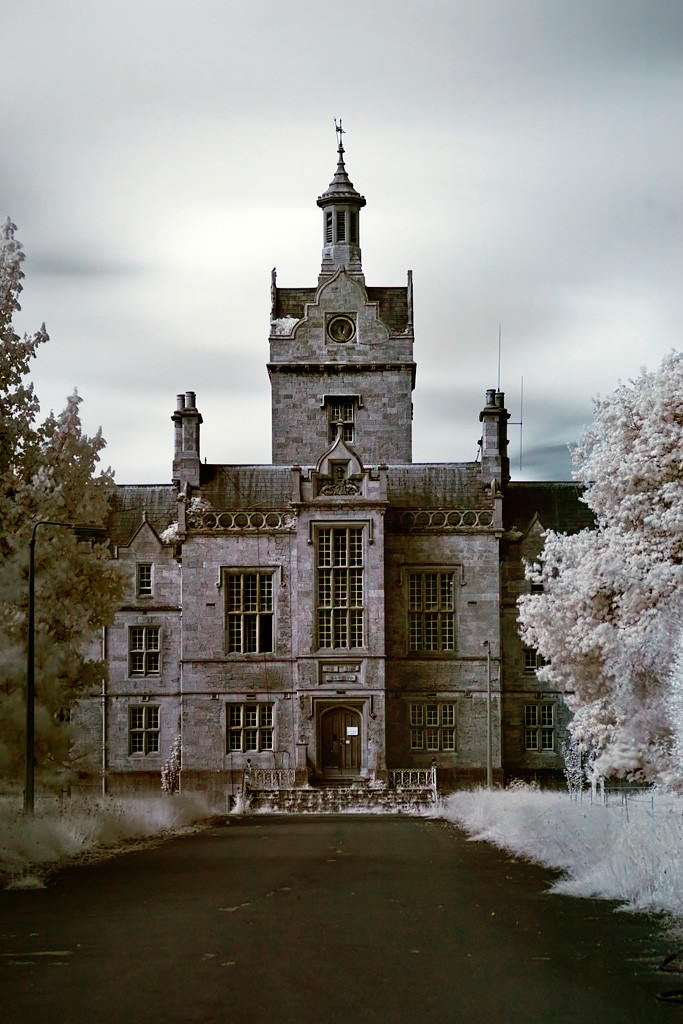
[317,120,366,282]
[172,391,203,489]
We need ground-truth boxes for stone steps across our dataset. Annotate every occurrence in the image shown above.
[245,786,437,814]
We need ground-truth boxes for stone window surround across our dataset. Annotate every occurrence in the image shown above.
[409,702,456,751]
[223,568,277,656]
[404,566,460,656]
[315,523,365,652]
[136,562,153,597]
[524,702,555,752]
[128,625,161,677]
[226,701,274,753]
[128,704,160,756]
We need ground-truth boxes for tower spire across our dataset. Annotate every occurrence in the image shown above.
[317,120,366,281]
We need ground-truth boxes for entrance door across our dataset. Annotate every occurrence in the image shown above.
[321,707,361,778]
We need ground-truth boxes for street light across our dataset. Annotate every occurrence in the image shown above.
[25,519,108,814]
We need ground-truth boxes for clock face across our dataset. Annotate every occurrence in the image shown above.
[327,315,356,343]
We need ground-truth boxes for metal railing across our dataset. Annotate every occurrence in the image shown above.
[389,766,438,799]
[244,768,297,791]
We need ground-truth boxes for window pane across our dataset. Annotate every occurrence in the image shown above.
[260,729,273,751]
[130,627,145,651]
[442,704,455,727]
[442,728,456,751]
[260,706,273,727]
[426,728,440,751]
[426,705,439,726]
[229,706,242,727]
[146,652,160,674]
[410,728,424,750]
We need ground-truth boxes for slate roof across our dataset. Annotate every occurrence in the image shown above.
[109,485,177,547]
[199,464,293,508]
[386,464,489,508]
[503,481,595,535]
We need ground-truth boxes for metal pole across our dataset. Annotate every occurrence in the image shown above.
[24,527,37,814]
[485,640,492,787]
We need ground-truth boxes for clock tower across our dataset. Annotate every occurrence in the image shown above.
[268,127,416,466]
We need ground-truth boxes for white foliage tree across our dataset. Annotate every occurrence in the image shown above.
[519,351,683,783]
[669,626,683,786]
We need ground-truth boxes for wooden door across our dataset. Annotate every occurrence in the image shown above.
[321,708,361,777]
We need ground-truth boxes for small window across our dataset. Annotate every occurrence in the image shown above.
[327,397,356,444]
[409,703,456,751]
[129,705,160,755]
[325,211,333,243]
[129,626,161,676]
[529,561,544,593]
[523,647,546,674]
[227,703,274,752]
[136,563,153,596]
[225,572,274,654]
[349,210,358,244]
[525,704,555,752]
[336,210,346,242]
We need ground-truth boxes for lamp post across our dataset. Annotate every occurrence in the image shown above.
[25,520,108,814]
[482,639,492,787]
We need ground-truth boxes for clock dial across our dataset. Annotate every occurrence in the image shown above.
[327,315,356,343]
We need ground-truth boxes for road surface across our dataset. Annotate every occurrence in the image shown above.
[1,814,680,1023]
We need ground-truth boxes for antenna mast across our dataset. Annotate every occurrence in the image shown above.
[508,376,524,473]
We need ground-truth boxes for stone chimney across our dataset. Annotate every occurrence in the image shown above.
[172,391,203,489]
[479,389,510,489]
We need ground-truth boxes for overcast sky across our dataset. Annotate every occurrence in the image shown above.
[4,1,682,483]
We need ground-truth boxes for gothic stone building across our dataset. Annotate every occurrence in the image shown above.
[75,140,592,800]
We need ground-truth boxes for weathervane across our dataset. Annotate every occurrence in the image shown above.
[334,117,346,150]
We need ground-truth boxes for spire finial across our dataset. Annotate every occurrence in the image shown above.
[334,117,345,153]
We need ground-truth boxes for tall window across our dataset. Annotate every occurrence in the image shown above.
[129,626,161,676]
[325,211,333,243]
[227,704,274,752]
[408,571,455,652]
[317,526,364,649]
[525,704,555,751]
[327,397,355,443]
[409,703,456,751]
[129,705,160,755]
[226,572,274,654]
[136,563,153,596]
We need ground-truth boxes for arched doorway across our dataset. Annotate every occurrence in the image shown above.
[320,706,362,779]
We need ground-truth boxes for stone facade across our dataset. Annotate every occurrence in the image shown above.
[73,137,591,799]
